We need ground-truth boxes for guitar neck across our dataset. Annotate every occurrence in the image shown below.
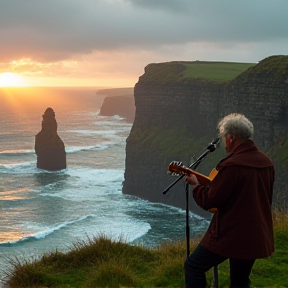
[168,162,218,186]
[185,168,212,186]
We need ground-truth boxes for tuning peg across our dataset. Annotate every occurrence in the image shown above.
[170,160,183,166]
[171,172,180,176]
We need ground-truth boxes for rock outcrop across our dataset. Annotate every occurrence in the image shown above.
[100,96,135,122]
[122,55,288,214]
[35,107,66,171]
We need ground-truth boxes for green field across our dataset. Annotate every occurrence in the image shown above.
[183,61,255,83]
[140,61,255,84]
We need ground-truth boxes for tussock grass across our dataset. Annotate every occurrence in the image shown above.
[4,212,288,288]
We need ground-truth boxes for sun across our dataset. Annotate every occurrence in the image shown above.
[0,72,25,87]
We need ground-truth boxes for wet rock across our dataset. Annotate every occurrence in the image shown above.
[35,107,66,171]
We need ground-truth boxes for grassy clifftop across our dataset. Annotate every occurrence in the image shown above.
[138,61,255,84]
[232,55,288,83]
[138,55,288,85]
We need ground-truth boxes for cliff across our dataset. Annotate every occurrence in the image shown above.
[99,96,135,122]
[122,55,288,215]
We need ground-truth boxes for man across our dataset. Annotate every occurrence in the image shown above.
[184,113,274,288]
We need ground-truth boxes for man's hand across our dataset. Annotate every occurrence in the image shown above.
[184,173,199,185]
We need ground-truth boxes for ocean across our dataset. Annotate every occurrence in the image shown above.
[0,87,209,286]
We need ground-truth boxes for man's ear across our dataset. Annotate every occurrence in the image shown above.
[228,134,236,144]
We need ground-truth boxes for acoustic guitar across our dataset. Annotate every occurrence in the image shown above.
[167,161,218,213]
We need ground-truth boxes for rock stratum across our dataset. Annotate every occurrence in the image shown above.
[122,55,288,215]
[35,107,66,171]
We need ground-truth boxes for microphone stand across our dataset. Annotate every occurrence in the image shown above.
[162,137,220,287]
[163,138,219,197]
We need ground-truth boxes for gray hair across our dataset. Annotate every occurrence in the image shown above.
[218,113,254,140]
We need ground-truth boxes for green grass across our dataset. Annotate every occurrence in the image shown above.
[138,61,255,84]
[182,62,255,83]
[269,138,288,168]
[3,212,288,288]
[244,55,288,76]
[138,56,287,85]
[128,126,206,157]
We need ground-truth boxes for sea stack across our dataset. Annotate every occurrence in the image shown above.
[35,107,66,171]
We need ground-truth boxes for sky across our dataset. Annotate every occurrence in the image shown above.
[0,0,287,87]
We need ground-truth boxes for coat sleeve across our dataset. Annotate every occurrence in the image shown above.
[192,166,238,211]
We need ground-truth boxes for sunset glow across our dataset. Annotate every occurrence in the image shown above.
[0,72,25,87]
[0,56,139,87]
[0,1,286,88]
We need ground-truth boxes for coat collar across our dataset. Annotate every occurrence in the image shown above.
[217,139,273,170]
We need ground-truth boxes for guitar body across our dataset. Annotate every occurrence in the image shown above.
[208,168,218,181]
[168,161,218,213]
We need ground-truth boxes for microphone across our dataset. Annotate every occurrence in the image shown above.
[207,137,220,152]
[212,137,220,145]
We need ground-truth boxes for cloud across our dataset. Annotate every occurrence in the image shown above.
[125,0,192,13]
[0,0,287,64]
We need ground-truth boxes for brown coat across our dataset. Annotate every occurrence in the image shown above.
[193,139,274,259]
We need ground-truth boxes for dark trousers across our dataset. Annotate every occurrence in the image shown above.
[184,244,255,288]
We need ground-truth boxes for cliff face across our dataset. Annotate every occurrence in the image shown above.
[222,56,288,148]
[99,96,135,122]
[123,55,288,214]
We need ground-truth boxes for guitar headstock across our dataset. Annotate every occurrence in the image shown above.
[167,161,187,176]
[168,161,215,187]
